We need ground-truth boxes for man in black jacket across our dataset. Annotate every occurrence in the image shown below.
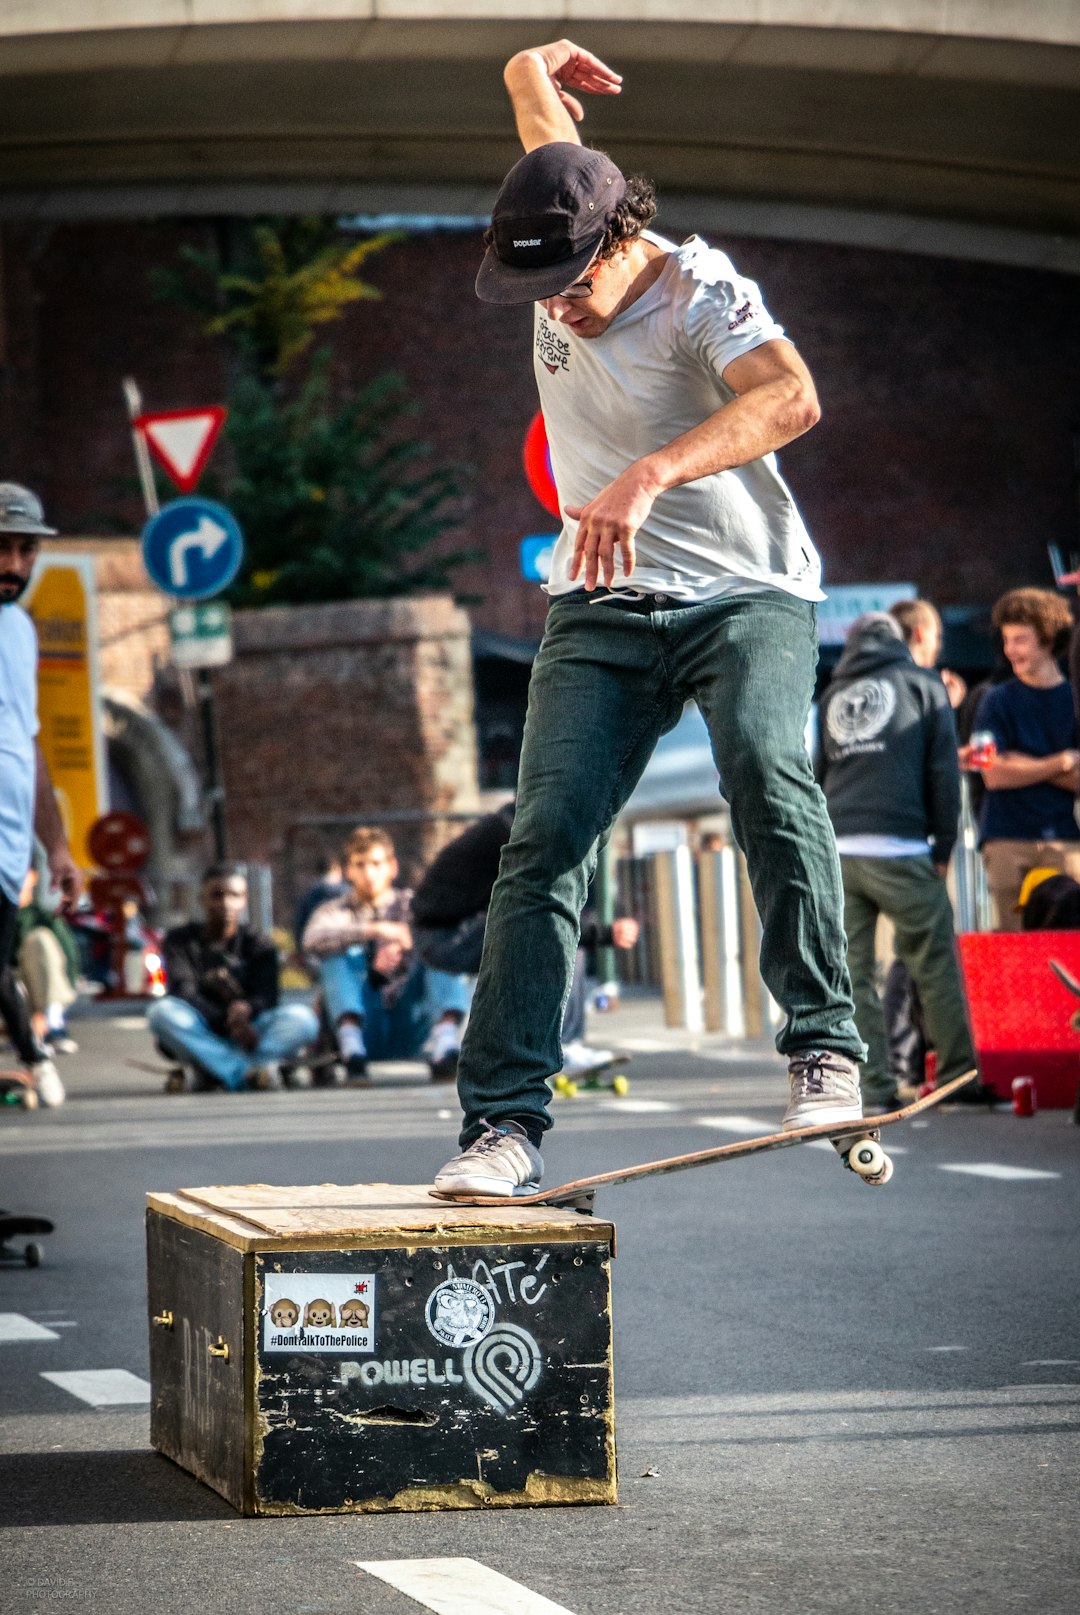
[820,611,976,1109]
[148,863,318,1092]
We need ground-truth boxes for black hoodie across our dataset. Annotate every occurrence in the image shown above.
[820,622,960,864]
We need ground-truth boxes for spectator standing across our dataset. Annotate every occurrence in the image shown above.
[0,483,80,1106]
[972,588,1080,929]
[303,827,470,1084]
[820,611,977,1109]
[149,863,318,1091]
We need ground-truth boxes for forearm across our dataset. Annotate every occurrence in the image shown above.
[982,750,1077,790]
[633,371,820,498]
[33,743,69,857]
[302,913,374,959]
[505,49,581,151]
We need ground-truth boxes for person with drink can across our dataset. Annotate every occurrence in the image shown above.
[970,588,1080,929]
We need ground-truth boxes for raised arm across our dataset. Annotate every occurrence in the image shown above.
[503,41,622,153]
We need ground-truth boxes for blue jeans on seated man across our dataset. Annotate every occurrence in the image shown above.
[319,948,471,1060]
[147,996,320,1091]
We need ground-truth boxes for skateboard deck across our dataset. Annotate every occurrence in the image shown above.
[431,1070,977,1210]
[552,1053,632,1098]
[0,1070,39,1109]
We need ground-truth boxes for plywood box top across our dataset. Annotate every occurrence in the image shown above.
[147,1183,614,1252]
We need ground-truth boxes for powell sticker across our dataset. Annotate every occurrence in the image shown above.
[262,1272,376,1354]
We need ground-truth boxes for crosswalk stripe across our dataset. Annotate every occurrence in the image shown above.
[939,1163,1061,1181]
[0,1314,60,1343]
[355,1558,577,1615]
[41,1369,151,1406]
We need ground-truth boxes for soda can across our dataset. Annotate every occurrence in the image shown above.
[1012,1076,1037,1117]
[968,729,999,770]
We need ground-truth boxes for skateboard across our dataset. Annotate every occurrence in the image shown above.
[0,1070,39,1109]
[552,1054,632,1098]
[0,1211,54,1267]
[431,1070,977,1211]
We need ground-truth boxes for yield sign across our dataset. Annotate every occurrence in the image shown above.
[134,405,227,494]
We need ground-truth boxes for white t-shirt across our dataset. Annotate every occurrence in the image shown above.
[535,232,823,604]
[833,834,932,859]
[0,603,39,904]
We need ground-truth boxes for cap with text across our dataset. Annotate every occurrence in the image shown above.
[476,142,627,305]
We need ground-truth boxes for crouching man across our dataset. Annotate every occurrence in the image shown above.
[149,862,318,1092]
[303,826,470,1084]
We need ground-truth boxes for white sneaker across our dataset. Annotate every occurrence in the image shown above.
[783,1051,862,1130]
[30,1059,66,1108]
[246,1061,284,1091]
[424,1018,461,1082]
[561,1040,614,1077]
[434,1120,543,1199]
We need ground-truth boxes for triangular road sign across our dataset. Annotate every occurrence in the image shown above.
[134,406,227,494]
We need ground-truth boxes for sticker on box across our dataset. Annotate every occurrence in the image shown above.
[262,1273,376,1354]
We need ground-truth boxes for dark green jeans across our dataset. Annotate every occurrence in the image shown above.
[840,854,977,1103]
[456,589,863,1145]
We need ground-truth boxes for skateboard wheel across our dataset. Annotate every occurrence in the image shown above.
[848,1139,886,1179]
[552,1075,571,1095]
[24,1241,43,1268]
[21,1090,39,1111]
[612,1074,630,1096]
[562,1080,579,1098]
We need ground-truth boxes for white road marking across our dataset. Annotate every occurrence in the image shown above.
[1022,1359,1080,1366]
[924,1345,968,1353]
[939,1163,1061,1181]
[0,1313,59,1343]
[597,1098,677,1113]
[355,1559,577,1615]
[41,1369,151,1406]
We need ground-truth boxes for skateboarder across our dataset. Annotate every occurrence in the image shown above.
[435,40,864,1199]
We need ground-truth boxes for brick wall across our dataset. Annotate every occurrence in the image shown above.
[3,218,1079,641]
[211,595,480,899]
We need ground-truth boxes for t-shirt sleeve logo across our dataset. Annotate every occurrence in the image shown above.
[727,298,763,333]
[536,315,570,374]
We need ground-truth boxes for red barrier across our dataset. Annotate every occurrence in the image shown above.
[958,931,1080,1108]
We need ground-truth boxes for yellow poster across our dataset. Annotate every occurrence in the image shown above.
[23,557,107,868]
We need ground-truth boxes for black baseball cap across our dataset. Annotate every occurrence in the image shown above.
[476,142,627,305]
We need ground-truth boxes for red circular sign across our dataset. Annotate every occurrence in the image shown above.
[522,411,560,519]
[88,811,150,873]
[89,873,146,911]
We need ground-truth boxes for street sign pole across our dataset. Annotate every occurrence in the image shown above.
[127,389,238,865]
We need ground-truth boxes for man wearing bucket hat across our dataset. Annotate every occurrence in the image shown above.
[0,483,81,1105]
[435,42,864,1199]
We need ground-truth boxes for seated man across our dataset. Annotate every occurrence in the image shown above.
[148,862,318,1092]
[302,826,469,1085]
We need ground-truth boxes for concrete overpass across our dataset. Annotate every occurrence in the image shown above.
[2,3,1079,270]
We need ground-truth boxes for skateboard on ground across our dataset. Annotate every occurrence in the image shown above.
[552,1054,632,1099]
[0,1069,39,1109]
[0,1211,54,1267]
[432,1070,977,1211]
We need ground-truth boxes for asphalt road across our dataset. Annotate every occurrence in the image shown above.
[1,1001,1077,1615]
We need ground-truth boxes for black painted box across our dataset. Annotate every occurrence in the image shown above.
[146,1183,616,1514]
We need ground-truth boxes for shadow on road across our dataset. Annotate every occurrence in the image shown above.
[0,1449,233,1526]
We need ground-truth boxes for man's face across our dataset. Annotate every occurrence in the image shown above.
[346,845,397,904]
[201,875,247,935]
[0,535,40,604]
[1001,623,1051,680]
[536,244,637,340]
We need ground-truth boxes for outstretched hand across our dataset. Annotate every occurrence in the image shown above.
[527,40,622,122]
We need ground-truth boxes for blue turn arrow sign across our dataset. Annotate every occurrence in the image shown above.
[141,497,244,600]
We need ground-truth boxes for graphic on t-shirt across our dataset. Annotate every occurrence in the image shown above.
[826,678,897,747]
[536,316,570,374]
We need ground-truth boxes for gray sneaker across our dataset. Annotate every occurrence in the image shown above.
[434,1120,543,1199]
[783,1050,862,1130]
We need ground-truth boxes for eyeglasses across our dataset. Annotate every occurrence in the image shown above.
[553,254,602,301]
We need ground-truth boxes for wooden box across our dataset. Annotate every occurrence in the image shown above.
[146,1183,617,1515]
